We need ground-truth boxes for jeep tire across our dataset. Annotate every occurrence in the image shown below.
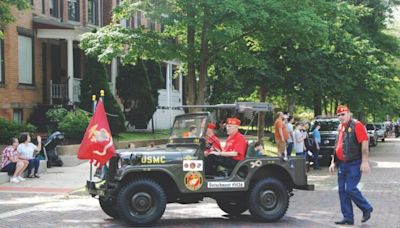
[116,179,166,226]
[248,178,289,222]
[99,197,119,219]
[217,199,248,216]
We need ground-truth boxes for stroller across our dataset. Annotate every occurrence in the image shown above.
[36,131,64,168]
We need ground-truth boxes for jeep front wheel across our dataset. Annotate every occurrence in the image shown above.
[116,179,166,226]
[248,178,289,222]
[217,199,248,216]
[99,197,119,219]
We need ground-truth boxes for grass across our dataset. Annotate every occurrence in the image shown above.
[115,130,170,142]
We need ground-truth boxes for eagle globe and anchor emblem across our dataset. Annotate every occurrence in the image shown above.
[88,124,113,156]
[184,171,204,191]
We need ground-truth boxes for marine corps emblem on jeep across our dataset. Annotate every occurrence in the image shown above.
[184,171,203,191]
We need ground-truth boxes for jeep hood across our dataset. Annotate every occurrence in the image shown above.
[116,147,197,164]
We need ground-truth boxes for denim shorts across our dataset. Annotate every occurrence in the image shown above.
[1,162,17,175]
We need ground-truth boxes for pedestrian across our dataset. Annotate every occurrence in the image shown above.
[286,116,295,157]
[329,105,373,225]
[274,112,289,161]
[205,117,247,176]
[0,138,29,183]
[312,121,321,169]
[17,133,42,178]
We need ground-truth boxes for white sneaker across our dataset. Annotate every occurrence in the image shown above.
[17,176,26,181]
[10,177,20,183]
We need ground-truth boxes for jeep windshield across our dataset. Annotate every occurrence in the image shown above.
[169,113,208,140]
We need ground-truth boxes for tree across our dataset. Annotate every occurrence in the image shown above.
[0,0,30,39]
[117,59,161,129]
[80,57,126,135]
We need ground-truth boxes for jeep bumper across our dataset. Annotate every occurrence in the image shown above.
[86,180,107,197]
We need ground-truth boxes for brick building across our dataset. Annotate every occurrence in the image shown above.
[0,0,183,129]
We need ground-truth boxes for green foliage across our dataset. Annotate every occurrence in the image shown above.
[0,118,37,144]
[45,106,68,132]
[79,56,126,135]
[117,59,162,129]
[58,110,90,143]
[0,0,30,39]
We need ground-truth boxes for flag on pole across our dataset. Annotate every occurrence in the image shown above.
[77,99,116,166]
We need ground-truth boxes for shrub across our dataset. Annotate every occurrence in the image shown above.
[58,110,90,144]
[46,106,68,132]
[0,118,37,144]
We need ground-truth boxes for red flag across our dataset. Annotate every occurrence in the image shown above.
[77,100,116,166]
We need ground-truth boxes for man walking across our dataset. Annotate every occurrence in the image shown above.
[329,105,373,225]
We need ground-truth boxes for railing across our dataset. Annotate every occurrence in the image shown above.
[73,78,81,103]
[49,80,67,104]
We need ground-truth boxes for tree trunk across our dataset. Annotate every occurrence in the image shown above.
[257,87,267,142]
[186,2,196,112]
[286,95,295,114]
[313,93,322,117]
[197,11,209,106]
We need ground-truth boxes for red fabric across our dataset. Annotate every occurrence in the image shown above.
[224,132,247,161]
[77,100,116,166]
[226,117,241,126]
[205,134,222,153]
[207,123,216,129]
[335,120,368,161]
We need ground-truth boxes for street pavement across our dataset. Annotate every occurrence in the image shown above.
[0,138,399,227]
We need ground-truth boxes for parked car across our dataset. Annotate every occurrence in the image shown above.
[373,123,386,142]
[310,117,340,163]
[366,123,378,147]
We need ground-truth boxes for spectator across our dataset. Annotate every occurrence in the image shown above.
[18,133,42,178]
[1,138,29,183]
[312,122,321,169]
[294,122,306,157]
[286,116,295,157]
[274,112,289,161]
[254,141,265,156]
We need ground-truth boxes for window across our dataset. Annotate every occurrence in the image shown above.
[88,0,101,25]
[68,0,80,21]
[0,39,4,84]
[49,0,59,17]
[13,109,23,123]
[18,35,33,85]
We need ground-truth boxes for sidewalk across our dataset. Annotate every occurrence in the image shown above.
[0,161,92,194]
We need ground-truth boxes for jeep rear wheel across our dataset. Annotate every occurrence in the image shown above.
[117,179,166,226]
[248,178,289,222]
[217,199,248,216]
[99,197,119,219]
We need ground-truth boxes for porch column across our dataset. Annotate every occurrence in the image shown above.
[67,39,74,103]
[111,58,117,95]
[179,71,183,105]
[166,63,172,125]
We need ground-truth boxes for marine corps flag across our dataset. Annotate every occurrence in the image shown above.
[77,99,116,166]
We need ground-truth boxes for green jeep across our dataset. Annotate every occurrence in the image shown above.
[87,112,314,226]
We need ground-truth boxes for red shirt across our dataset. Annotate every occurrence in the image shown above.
[205,134,222,153]
[224,131,247,161]
[336,120,368,161]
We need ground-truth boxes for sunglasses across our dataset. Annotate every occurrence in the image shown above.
[337,113,346,117]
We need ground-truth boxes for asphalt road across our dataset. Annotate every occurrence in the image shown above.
[0,137,399,228]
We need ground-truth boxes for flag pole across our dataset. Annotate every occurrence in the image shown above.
[90,94,97,181]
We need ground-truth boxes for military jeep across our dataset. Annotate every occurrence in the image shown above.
[87,112,314,226]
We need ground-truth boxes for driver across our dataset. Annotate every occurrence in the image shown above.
[204,123,222,156]
[205,117,247,175]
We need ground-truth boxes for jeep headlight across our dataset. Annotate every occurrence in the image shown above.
[117,157,123,169]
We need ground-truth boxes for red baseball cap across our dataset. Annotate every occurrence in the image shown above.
[226,117,241,126]
[207,123,216,129]
[336,105,350,114]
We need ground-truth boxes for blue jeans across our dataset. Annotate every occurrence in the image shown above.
[287,142,294,157]
[27,158,40,175]
[312,147,320,168]
[338,159,373,222]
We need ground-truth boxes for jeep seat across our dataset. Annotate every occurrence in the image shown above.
[216,140,255,175]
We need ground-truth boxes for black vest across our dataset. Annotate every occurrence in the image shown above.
[336,119,362,162]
